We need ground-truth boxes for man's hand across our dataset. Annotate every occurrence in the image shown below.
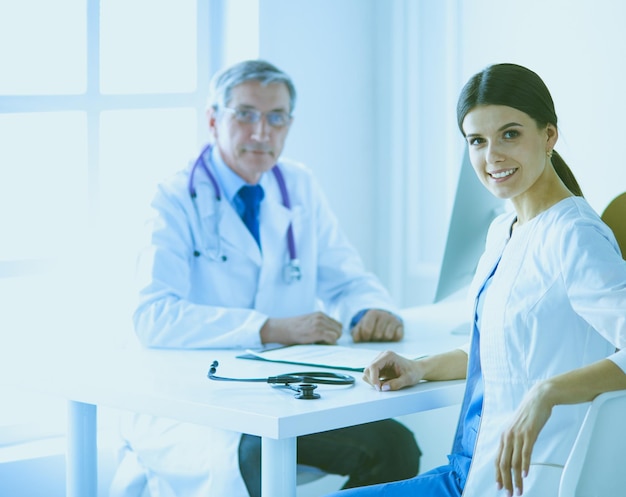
[261,312,342,345]
[351,310,404,343]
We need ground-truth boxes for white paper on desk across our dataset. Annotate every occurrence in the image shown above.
[237,344,384,371]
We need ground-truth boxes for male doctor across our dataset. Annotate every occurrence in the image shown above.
[116,60,420,497]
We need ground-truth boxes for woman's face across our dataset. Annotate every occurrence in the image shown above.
[461,105,557,201]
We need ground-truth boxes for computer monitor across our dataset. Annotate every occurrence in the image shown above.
[433,147,506,303]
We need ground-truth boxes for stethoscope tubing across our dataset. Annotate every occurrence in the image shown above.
[188,144,300,281]
[188,144,221,200]
[207,360,355,386]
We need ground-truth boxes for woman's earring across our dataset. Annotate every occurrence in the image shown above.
[547,150,553,158]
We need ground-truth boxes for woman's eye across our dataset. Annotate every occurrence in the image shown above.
[503,129,519,139]
[468,137,484,146]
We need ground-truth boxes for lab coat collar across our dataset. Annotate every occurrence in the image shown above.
[210,146,248,206]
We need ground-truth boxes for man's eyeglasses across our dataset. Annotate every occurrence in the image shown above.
[222,107,292,128]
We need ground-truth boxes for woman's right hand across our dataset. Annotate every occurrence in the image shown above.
[363,348,469,391]
[362,350,424,391]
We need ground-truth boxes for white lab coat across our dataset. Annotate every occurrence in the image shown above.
[133,154,396,349]
[459,196,626,496]
[118,153,399,497]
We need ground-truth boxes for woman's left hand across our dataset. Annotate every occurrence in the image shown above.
[495,382,554,496]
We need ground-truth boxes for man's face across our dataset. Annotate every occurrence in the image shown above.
[208,80,292,184]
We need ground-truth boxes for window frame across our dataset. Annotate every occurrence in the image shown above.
[0,0,224,279]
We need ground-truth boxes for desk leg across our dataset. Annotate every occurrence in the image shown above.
[261,436,296,497]
[67,400,98,497]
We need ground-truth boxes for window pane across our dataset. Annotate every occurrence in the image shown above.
[224,0,259,64]
[0,0,86,95]
[100,0,197,94]
[0,112,88,261]
[98,108,197,317]
[99,108,197,271]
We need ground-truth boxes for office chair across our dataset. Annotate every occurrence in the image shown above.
[558,390,626,496]
[559,193,626,495]
[559,193,626,496]
[601,192,626,258]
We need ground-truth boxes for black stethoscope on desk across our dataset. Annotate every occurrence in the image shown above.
[207,360,355,399]
[188,144,302,284]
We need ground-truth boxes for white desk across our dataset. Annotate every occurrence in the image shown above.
[5,299,468,497]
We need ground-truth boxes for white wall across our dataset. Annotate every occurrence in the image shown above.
[258,0,380,272]
[256,0,626,307]
[256,0,462,306]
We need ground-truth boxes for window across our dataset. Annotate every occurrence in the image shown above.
[0,0,220,305]
[0,0,234,458]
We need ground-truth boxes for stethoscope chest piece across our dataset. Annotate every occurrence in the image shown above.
[294,383,320,400]
[283,259,302,284]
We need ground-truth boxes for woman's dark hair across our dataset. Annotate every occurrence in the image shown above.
[456,63,583,197]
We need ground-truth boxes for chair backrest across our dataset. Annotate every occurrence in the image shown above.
[601,192,626,259]
[558,390,626,497]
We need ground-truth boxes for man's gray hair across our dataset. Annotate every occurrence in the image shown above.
[207,59,297,113]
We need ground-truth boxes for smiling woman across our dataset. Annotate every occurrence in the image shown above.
[457,63,584,206]
[461,105,562,208]
[324,62,626,497]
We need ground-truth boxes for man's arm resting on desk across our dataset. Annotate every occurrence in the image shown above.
[260,309,404,345]
[261,312,343,345]
[350,309,404,343]
[363,348,468,392]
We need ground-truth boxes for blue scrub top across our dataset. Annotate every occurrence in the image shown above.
[448,266,496,480]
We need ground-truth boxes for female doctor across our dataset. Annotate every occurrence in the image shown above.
[325,63,626,497]
[115,60,420,497]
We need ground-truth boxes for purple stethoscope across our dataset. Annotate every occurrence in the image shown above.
[188,144,301,284]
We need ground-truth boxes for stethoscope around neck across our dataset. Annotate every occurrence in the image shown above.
[188,144,302,284]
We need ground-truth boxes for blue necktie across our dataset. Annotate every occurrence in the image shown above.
[237,184,264,247]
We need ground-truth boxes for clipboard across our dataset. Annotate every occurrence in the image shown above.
[237,344,384,372]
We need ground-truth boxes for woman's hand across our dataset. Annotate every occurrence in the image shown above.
[495,359,626,495]
[495,382,553,496]
[362,350,424,391]
[364,348,469,392]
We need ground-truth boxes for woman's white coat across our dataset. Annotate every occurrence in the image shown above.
[459,197,626,496]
